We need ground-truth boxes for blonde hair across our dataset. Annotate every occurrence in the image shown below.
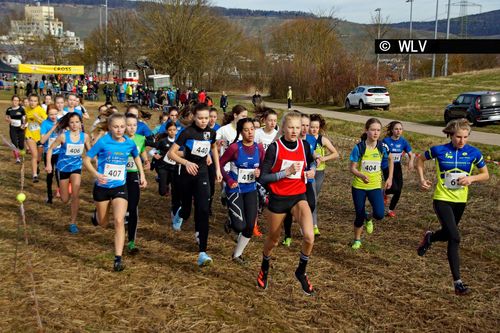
[280,111,302,132]
[443,118,471,138]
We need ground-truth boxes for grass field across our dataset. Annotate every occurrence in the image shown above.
[279,67,500,135]
[0,99,498,332]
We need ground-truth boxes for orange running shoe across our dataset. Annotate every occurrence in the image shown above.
[253,223,263,237]
[387,210,396,218]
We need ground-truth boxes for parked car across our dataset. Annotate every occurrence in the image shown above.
[444,91,500,126]
[345,86,390,110]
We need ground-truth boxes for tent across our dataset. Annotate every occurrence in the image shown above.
[0,60,17,74]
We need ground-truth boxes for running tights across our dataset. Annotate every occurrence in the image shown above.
[227,191,258,238]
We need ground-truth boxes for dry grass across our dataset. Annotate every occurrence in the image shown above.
[0,100,499,332]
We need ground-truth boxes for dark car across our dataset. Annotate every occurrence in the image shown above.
[444,91,500,126]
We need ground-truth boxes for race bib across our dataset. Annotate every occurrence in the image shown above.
[104,163,126,181]
[10,119,22,127]
[444,172,467,190]
[163,153,176,165]
[191,140,210,157]
[281,159,304,179]
[126,156,136,170]
[28,122,40,131]
[361,160,381,173]
[238,168,256,184]
[392,153,402,162]
[66,143,84,156]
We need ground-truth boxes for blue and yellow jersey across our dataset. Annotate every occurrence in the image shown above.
[350,141,389,190]
[424,142,486,203]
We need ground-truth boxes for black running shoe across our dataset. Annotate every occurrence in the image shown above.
[295,271,315,296]
[232,255,247,266]
[454,282,471,296]
[257,269,268,290]
[46,197,53,204]
[33,176,39,183]
[113,261,125,272]
[220,195,227,207]
[90,209,98,226]
[417,231,433,257]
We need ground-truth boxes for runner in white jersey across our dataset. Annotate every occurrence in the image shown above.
[216,104,248,162]
[254,108,278,151]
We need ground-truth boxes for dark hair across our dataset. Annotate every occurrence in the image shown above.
[168,106,179,114]
[54,94,64,102]
[165,121,177,132]
[159,112,168,124]
[310,114,326,134]
[223,104,247,125]
[126,113,138,121]
[209,107,218,113]
[126,104,140,113]
[253,105,277,122]
[28,93,40,103]
[193,103,210,115]
[360,118,382,141]
[11,95,20,101]
[232,118,254,144]
[385,121,403,138]
[56,112,82,133]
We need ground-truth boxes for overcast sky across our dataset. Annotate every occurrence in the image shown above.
[212,0,500,24]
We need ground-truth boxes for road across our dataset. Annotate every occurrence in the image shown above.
[262,101,500,146]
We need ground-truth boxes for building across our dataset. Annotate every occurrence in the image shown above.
[0,1,84,62]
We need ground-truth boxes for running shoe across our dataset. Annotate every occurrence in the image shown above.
[90,209,99,226]
[417,231,433,257]
[253,224,263,237]
[282,237,292,247]
[194,231,200,245]
[364,219,374,234]
[113,261,125,272]
[384,194,388,206]
[127,241,139,255]
[69,223,79,234]
[387,210,396,218]
[295,271,314,296]
[313,226,321,236]
[32,175,39,183]
[351,239,362,250]
[197,252,212,267]
[16,158,21,164]
[46,197,53,204]
[454,281,471,296]
[232,255,247,266]
[256,269,268,290]
[172,207,183,231]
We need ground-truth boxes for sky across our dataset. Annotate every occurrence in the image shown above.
[212,0,500,24]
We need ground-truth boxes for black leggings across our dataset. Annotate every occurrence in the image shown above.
[157,167,181,215]
[383,163,403,210]
[227,190,258,238]
[126,172,141,242]
[178,168,211,252]
[10,126,25,150]
[284,182,315,238]
[208,162,216,212]
[43,153,59,200]
[431,200,466,281]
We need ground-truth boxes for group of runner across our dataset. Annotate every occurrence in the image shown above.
[4,94,490,295]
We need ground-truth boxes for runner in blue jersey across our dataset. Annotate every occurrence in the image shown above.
[40,105,61,204]
[219,118,265,264]
[416,119,489,296]
[83,113,147,272]
[46,112,91,234]
[382,121,415,218]
[126,104,152,138]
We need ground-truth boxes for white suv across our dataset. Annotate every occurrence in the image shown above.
[345,86,390,110]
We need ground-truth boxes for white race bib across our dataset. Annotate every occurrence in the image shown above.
[104,163,126,181]
[191,140,210,157]
[238,168,256,184]
[66,143,84,156]
[163,153,176,165]
[10,119,22,127]
[281,159,304,179]
[126,156,136,170]
[444,172,467,190]
[361,160,381,173]
[392,153,402,162]
[28,122,40,131]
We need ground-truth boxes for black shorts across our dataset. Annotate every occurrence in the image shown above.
[58,169,81,180]
[93,184,128,202]
[267,192,307,214]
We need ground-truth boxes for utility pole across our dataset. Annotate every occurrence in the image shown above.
[375,8,381,78]
[431,0,439,78]
[444,0,451,76]
[406,0,414,80]
[104,0,109,81]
